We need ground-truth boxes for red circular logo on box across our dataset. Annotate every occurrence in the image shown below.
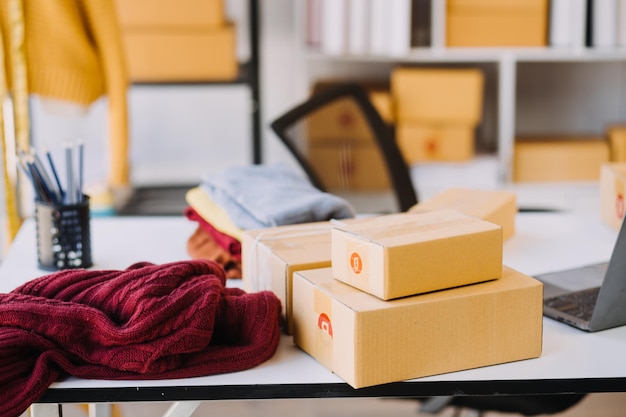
[317,313,333,337]
[350,252,362,274]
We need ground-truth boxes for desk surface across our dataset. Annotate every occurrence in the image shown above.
[1,213,626,403]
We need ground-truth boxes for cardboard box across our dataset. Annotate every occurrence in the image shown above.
[307,85,393,142]
[409,187,517,240]
[308,141,391,191]
[115,0,225,28]
[331,210,503,300]
[122,26,238,82]
[241,222,335,334]
[600,163,626,231]
[391,68,484,125]
[292,266,543,389]
[395,123,475,162]
[513,138,610,182]
[446,0,549,47]
[608,126,626,162]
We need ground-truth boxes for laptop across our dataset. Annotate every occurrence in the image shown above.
[536,218,626,332]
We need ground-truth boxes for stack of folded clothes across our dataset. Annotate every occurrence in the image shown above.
[184,163,356,278]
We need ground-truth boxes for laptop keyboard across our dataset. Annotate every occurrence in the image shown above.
[544,287,601,321]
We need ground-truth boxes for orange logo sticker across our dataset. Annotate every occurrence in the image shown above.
[350,252,362,274]
[616,194,625,219]
[317,313,333,337]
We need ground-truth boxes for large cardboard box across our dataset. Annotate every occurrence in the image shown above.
[308,141,391,190]
[241,222,335,334]
[409,187,517,240]
[122,26,238,82]
[331,210,503,300]
[600,163,626,231]
[395,123,475,162]
[391,68,484,125]
[115,0,225,28]
[513,138,610,182]
[292,266,543,389]
[446,0,549,47]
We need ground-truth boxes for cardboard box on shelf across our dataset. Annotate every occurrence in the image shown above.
[307,83,393,141]
[513,137,610,182]
[308,141,391,191]
[114,0,225,28]
[122,25,238,82]
[395,123,475,162]
[608,126,626,162]
[600,163,626,231]
[446,0,549,47]
[391,68,484,125]
[331,209,503,300]
[409,187,517,240]
[241,221,336,335]
[292,266,543,389]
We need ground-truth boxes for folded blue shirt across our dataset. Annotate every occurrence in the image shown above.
[201,163,355,230]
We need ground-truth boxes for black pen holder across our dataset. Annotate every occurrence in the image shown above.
[35,196,92,271]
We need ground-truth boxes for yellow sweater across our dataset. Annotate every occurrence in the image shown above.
[0,0,130,187]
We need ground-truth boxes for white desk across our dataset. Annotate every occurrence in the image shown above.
[1,213,626,416]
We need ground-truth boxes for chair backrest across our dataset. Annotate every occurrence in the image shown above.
[270,83,418,213]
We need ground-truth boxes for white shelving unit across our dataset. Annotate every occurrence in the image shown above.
[292,0,626,185]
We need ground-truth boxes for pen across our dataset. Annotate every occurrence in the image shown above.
[65,143,75,205]
[44,146,65,201]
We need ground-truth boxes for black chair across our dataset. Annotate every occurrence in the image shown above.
[270,83,418,214]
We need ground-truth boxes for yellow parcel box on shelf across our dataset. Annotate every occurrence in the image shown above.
[600,163,626,231]
[395,123,475,162]
[409,187,517,240]
[115,0,226,28]
[241,222,336,335]
[331,210,503,300]
[292,266,543,389]
[391,68,484,125]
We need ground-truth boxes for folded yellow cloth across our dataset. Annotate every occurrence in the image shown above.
[185,187,243,241]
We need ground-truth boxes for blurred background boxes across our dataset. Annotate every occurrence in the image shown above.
[608,126,626,162]
[600,163,626,231]
[115,0,238,82]
[390,67,484,164]
[513,137,610,182]
[446,0,549,47]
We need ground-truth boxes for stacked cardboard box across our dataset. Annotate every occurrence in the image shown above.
[242,209,543,389]
[114,0,237,82]
[446,0,549,47]
[391,68,485,163]
[607,126,626,162]
[409,187,517,240]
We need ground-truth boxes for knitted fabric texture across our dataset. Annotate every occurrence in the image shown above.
[0,259,282,417]
[185,206,242,260]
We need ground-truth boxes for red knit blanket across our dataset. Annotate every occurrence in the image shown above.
[0,260,282,417]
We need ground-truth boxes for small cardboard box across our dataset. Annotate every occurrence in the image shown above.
[600,163,626,231]
[308,141,391,190]
[292,266,543,389]
[446,0,549,47]
[114,0,225,28]
[409,187,517,240]
[122,25,238,82]
[395,123,475,162]
[241,222,336,334]
[391,68,484,125]
[331,210,503,300]
[608,126,626,162]
[513,137,610,182]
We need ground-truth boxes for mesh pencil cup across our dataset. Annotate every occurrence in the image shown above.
[35,196,92,271]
